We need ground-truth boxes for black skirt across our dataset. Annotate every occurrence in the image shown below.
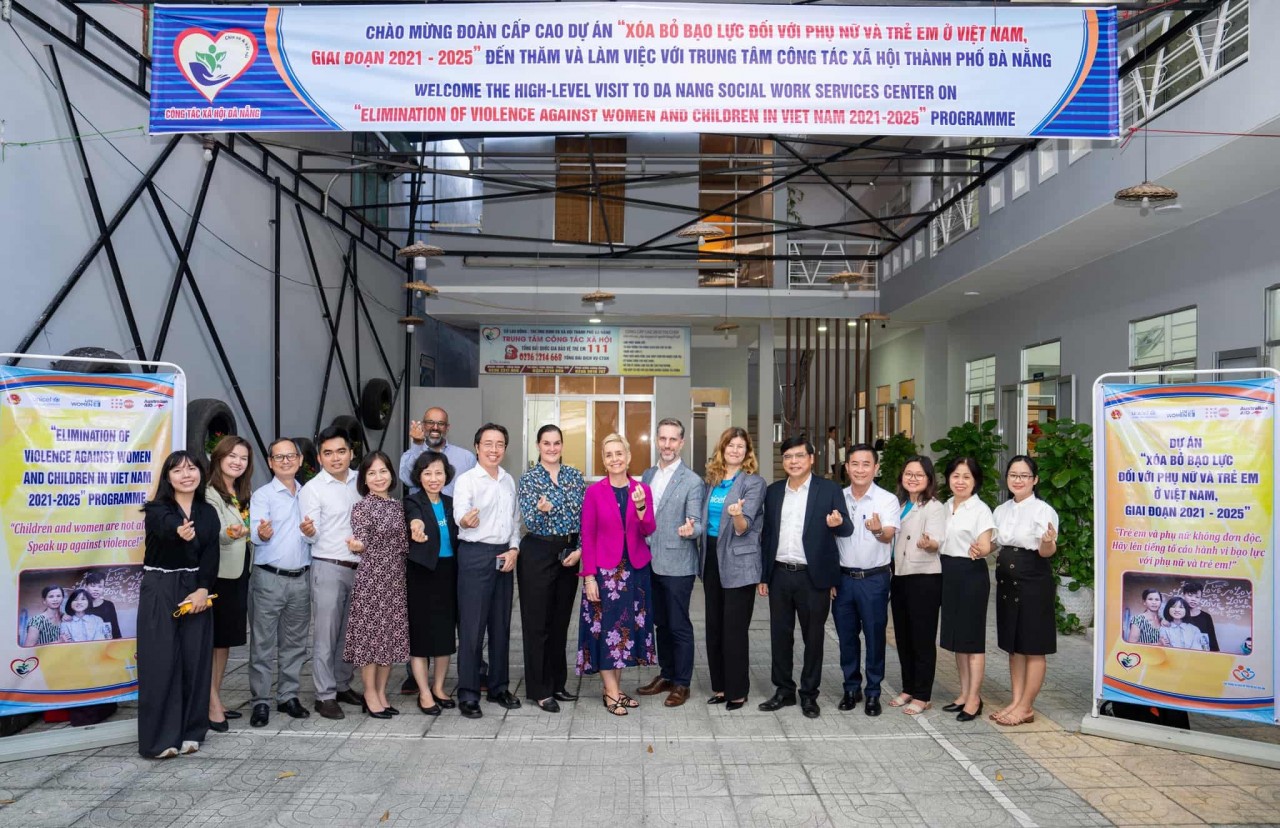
[996,548,1057,655]
[407,556,458,657]
[939,556,989,654]
[211,554,250,649]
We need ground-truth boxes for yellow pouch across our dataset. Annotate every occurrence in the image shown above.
[173,594,219,618]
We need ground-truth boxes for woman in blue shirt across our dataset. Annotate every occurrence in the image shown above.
[699,427,766,710]
[404,451,461,714]
[517,424,588,712]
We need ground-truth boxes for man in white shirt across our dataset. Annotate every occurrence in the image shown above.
[452,423,522,719]
[826,427,839,479]
[247,438,313,728]
[398,406,476,496]
[298,425,363,720]
[833,444,901,717]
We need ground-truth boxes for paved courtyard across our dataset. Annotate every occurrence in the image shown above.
[1,582,1278,827]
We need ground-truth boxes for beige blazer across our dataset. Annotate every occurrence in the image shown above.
[892,498,948,576]
[205,487,249,580]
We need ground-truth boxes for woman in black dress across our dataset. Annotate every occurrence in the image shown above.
[138,450,219,758]
[203,435,254,730]
[403,451,460,715]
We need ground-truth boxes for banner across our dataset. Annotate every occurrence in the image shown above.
[1095,378,1277,724]
[480,325,689,376]
[0,367,185,714]
[150,3,1116,137]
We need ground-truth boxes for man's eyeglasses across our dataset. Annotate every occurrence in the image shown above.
[423,420,449,428]
[270,453,300,462]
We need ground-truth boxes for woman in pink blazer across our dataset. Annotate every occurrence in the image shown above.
[576,433,657,716]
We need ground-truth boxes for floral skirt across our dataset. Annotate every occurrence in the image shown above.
[575,554,655,675]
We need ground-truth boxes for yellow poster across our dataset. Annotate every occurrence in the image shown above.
[1096,378,1275,724]
[0,366,183,713]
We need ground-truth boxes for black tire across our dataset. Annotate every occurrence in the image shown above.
[292,436,319,483]
[359,378,394,431]
[51,347,129,374]
[187,398,237,457]
[330,414,366,464]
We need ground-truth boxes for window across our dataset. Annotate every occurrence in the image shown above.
[988,171,1005,213]
[1268,287,1280,368]
[898,380,915,440]
[965,356,996,425]
[699,136,774,287]
[524,375,653,477]
[554,137,625,244]
[875,385,893,440]
[1037,140,1059,183]
[412,139,482,234]
[1130,307,1197,380]
[1021,340,1061,380]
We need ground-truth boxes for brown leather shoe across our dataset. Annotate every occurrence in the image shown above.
[314,699,345,720]
[664,686,690,707]
[636,676,673,696]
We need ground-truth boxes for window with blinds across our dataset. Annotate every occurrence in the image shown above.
[554,137,626,245]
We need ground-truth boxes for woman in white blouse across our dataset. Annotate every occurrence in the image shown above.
[938,457,995,722]
[991,456,1059,727]
[1159,597,1208,650]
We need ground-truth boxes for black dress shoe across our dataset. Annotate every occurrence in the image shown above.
[838,691,863,711]
[487,691,521,710]
[725,699,747,711]
[459,700,483,719]
[250,704,270,728]
[941,701,964,713]
[335,689,364,706]
[535,698,561,713]
[277,698,310,719]
[223,709,242,720]
[418,700,441,716]
[707,694,727,705]
[314,699,345,720]
[957,700,983,722]
[552,690,578,702]
[436,695,457,710]
[757,692,797,712]
[207,718,229,733]
[801,698,821,719]
[865,697,883,717]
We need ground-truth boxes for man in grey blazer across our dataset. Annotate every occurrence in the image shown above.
[636,418,703,707]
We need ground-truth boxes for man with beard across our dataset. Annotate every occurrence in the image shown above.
[399,407,476,496]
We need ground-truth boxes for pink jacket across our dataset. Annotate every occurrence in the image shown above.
[579,477,656,577]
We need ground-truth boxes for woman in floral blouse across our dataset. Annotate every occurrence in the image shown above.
[517,424,587,712]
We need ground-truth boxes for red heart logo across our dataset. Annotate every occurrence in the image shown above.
[173,28,259,103]
[10,657,38,677]
[1116,652,1141,670]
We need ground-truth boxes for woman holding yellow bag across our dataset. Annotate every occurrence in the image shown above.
[204,436,255,731]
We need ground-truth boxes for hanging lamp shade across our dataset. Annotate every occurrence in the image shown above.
[676,222,727,240]
[396,242,445,258]
[398,315,425,326]
[403,280,439,296]
[582,289,615,308]
[859,311,890,323]
[713,320,739,333]
[1114,180,1178,205]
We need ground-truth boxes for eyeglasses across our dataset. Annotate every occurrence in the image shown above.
[270,453,300,462]
[424,419,449,428]
[781,452,810,462]
[902,472,926,480]
[478,441,505,450]
[1008,473,1035,481]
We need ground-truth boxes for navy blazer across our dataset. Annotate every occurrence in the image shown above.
[403,492,459,570]
[761,474,854,590]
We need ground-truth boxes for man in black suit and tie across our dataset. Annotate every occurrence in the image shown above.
[758,436,854,718]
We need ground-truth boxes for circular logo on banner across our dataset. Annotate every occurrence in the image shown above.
[10,657,38,677]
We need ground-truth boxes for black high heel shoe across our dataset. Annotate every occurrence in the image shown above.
[707,694,726,705]
[418,700,441,716]
[386,706,400,716]
[725,698,747,711]
[207,718,229,733]
[956,700,984,722]
[941,701,964,713]
[361,700,393,720]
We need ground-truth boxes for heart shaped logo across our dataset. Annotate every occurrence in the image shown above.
[481,327,502,342]
[1233,665,1256,681]
[10,657,38,677]
[173,28,258,102]
[1116,652,1141,670]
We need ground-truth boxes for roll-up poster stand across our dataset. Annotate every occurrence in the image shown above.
[0,353,187,761]
[1084,368,1280,769]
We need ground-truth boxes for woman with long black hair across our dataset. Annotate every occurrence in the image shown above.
[137,450,219,759]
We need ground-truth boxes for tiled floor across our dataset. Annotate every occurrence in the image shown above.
[2,582,1277,827]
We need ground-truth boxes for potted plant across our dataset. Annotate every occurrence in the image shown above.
[1032,418,1095,632]
[929,420,1005,508]
[876,432,919,492]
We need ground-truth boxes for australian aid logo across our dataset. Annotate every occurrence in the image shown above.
[174,28,258,102]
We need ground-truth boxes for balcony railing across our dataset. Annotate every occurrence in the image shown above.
[929,182,980,257]
[786,239,878,291]
[1120,0,1249,130]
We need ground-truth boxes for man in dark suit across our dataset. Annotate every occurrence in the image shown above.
[758,436,854,718]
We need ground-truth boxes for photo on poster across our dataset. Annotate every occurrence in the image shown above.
[16,565,142,648]
[1120,571,1253,655]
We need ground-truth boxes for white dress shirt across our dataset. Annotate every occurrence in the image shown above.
[250,476,310,570]
[649,458,683,509]
[297,469,361,563]
[453,464,521,549]
[940,496,996,558]
[993,496,1059,551]
[837,483,901,569]
[777,474,811,564]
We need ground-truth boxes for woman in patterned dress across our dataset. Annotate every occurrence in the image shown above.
[576,433,657,716]
[343,450,411,718]
[1127,589,1163,645]
[24,586,65,647]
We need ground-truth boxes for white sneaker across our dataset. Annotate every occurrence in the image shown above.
[155,747,179,759]
[180,741,199,755]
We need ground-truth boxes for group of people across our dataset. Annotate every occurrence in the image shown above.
[23,572,120,646]
[136,404,1063,758]
[1126,581,1219,651]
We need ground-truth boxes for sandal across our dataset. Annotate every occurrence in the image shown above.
[996,711,1035,727]
[617,693,640,709]
[904,700,931,716]
[887,693,913,708]
[602,695,629,716]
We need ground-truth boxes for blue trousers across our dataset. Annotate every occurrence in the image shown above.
[651,573,695,687]
[832,570,891,697]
